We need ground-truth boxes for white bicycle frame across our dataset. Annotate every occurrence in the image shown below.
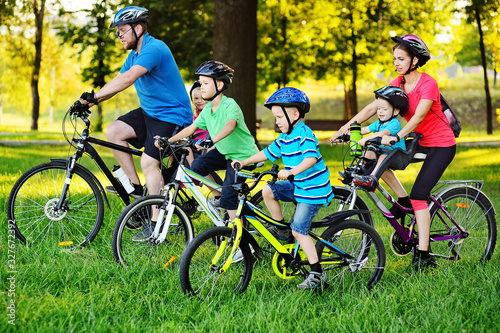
[151,162,226,243]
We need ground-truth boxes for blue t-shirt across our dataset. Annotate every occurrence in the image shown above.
[264,121,334,205]
[120,33,192,127]
[368,118,406,151]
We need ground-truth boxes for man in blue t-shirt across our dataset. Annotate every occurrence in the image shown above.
[79,6,192,199]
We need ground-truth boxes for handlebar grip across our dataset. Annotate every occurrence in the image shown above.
[287,174,294,182]
[234,162,241,172]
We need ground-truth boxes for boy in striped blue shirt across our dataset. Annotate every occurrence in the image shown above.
[232,87,333,290]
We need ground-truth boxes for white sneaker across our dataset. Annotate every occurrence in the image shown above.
[232,248,244,263]
[208,196,221,207]
[297,270,328,290]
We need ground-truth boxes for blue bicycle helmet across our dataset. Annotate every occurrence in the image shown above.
[264,87,310,134]
[110,6,149,29]
[374,85,409,117]
[264,87,310,115]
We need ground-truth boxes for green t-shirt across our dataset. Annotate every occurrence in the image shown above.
[194,96,258,160]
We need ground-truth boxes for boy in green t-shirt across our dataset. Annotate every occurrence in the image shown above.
[166,60,258,220]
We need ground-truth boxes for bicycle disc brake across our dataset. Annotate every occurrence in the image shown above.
[271,244,305,279]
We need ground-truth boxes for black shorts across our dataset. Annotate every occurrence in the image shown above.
[117,108,182,161]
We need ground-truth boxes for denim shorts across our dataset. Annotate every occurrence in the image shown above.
[268,180,322,235]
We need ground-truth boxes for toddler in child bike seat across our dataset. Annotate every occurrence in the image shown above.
[351,86,408,192]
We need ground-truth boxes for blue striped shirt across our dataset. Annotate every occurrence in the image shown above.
[264,121,333,205]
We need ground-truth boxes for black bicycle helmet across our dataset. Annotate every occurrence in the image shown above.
[110,6,149,29]
[195,61,234,85]
[195,61,234,101]
[264,87,310,135]
[189,81,201,101]
[374,86,409,117]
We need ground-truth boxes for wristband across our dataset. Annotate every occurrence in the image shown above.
[395,134,400,142]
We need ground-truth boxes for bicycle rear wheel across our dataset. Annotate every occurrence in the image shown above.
[179,226,253,300]
[316,219,385,291]
[112,195,194,268]
[7,161,104,248]
[429,186,497,263]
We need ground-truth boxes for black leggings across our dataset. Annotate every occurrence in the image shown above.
[410,145,456,201]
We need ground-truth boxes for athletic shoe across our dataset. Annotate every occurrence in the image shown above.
[412,254,438,271]
[132,222,156,242]
[297,270,328,290]
[105,184,143,199]
[353,175,378,192]
[267,225,293,243]
[208,196,221,208]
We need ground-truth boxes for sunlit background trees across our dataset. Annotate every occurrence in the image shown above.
[0,0,499,135]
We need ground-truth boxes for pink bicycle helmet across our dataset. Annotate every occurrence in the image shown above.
[391,34,430,67]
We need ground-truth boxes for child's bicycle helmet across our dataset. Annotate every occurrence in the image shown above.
[392,34,430,74]
[195,60,234,101]
[374,85,409,118]
[110,6,149,29]
[264,87,310,135]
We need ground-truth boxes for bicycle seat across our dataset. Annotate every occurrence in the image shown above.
[373,132,425,179]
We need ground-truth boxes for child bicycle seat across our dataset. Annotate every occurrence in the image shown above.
[372,132,425,180]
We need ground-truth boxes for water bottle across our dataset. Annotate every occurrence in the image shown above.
[349,121,362,156]
[112,165,135,194]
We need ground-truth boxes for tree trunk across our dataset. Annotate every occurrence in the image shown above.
[31,0,45,130]
[213,0,258,139]
[475,7,493,134]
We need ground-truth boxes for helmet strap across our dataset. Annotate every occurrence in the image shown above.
[131,23,146,51]
[281,106,299,135]
[203,78,225,101]
[403,56,419,75]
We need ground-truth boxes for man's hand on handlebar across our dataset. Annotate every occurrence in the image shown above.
[80,90,99,107]
[154,136,170,150]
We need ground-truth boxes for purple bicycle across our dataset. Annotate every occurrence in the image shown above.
[333,132,497,264]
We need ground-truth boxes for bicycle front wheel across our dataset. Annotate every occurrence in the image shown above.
[112,195,194,268]
[179,227,253,300]
[429,186,497,263]
[7,161,104,248]
[317,219,385,291]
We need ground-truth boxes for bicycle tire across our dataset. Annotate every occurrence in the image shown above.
[112,195,194,267]
[7,161,104,248]
[316,219,386,290]
[179,226,253,299]
[429,186,497,263]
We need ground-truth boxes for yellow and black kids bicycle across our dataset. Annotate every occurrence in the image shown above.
[179,164,386,299]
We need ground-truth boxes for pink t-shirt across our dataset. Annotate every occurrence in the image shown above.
[192,110,209,140]
[390,74,456,147]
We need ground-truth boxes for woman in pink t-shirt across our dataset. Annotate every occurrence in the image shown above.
[330,34,456,271]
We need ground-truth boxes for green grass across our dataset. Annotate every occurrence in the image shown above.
[1,140,500,332]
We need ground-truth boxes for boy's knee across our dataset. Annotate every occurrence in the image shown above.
[262,185,275,201]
